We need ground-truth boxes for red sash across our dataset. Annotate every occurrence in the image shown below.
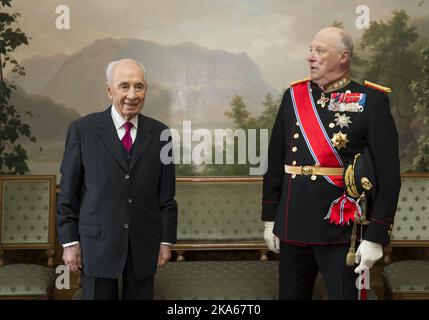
[291,81,343,186]
[290,81,360,226]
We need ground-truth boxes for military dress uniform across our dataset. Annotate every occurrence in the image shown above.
[262,75,401,299]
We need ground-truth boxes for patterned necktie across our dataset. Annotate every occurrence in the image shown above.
[121,122,133,152]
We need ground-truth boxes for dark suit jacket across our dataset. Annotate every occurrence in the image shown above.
[56,107,177,279]
[262,81,401,246]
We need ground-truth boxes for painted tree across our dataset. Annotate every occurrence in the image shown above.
[410,47,429,171]
[359,10,425,170]
[257,93,282,134]
[224,95,254,129]
[360,10,420,118]
[202,92,283,176]
[0,0,34,174]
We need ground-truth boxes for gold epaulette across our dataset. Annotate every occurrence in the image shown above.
[290,77,311,87]
[364,80,391,94]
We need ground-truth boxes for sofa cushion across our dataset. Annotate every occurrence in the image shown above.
[72,261,374,300]
[384,260,429,292]
[72,261,279,300]
[154,261,278,300]
[0,264,55,296]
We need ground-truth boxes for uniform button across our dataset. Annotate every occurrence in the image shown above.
[311,175,317,181]
[125,174,130,180]
[123,224,129,229]
[292,147,297,152]
[296,121,300,126]
[292,174,296,179]
[292,161,297,166]
[128,198,132,203]
[329,123,335,128]
[294,133,299,139]
[387,230,391,236]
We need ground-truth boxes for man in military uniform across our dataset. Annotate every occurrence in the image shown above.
[262,27,401,299]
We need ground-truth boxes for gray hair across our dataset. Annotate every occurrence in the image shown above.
[336,31,354,59]
[106,58,146,84]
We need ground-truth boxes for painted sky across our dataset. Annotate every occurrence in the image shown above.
[7,0,429,90]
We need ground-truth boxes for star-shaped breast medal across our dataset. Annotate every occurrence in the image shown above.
[331,131,349,150]
[334,113,352,128]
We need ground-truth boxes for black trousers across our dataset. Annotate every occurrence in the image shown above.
[82,244,154,300]
[279,241,358,300]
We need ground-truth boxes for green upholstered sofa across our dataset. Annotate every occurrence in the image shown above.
[383,173,429,299]
[155,260,279,299]
[154,177,331,300]
[73,177,327,300]
[0,175,57,299]
[171,177,269,261]
[155,177,277,300]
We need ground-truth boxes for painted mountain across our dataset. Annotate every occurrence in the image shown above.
[8,52,69,94]
[9,85,80,141]
[15,38,277,128]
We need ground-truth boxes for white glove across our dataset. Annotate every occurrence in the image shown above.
[264,221,280,254]
[354,240,383,274]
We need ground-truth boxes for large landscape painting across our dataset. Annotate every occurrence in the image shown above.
[4,0,429,177]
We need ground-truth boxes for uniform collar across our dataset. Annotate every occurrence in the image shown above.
[321,73,351,93]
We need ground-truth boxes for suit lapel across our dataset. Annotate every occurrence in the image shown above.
[96,107,128,172]
[130,114,153,171]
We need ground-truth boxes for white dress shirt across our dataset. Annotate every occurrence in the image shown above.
[111,104,138,143]
[63,106,172,248]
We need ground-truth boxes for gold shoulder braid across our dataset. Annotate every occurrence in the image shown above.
[290,77,311,87]
[364,80,391,94]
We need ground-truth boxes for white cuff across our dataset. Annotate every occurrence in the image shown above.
[62,241,80,248]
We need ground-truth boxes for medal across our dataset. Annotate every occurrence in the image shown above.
[334,113,352,128]
[317,92,330,108]
[331,131,349,150]
[328,93,366,113]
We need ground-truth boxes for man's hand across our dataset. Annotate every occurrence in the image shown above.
[158,244,172,267]
[354,240,383,274]
[63,243,82,273]
[264,221,280,254]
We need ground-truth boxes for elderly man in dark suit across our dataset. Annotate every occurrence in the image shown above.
[57,58,177,300]
[262,27,400,299]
